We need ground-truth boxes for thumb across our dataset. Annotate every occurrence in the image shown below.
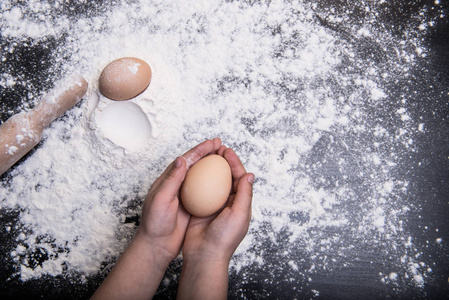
[155,156,188,201]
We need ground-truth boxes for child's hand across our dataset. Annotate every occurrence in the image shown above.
[92,138,229,300]
[136,138,223,265]
[177,146,254,300]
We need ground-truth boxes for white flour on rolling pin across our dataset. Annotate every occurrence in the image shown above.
[0,75,88,176]
[0,0,446,294]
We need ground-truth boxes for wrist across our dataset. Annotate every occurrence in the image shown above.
[182,242,234,267]
[182,253,230,271]
[92,232,172,299]
[178,256,230,300]
[181,259,229,285]
[133,229,174,269]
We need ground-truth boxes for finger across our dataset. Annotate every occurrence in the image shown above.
[225,194,236,208]
[151,138,221,191]
[154,156,188,202]
[230,173,254,218]
[217,144,227,156]
[182,138,222,169]
[223,148,247,192]
[224,148,247,180]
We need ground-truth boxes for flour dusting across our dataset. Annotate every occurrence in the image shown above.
[0,0,447,297]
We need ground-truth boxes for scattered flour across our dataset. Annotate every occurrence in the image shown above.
[0,0,446,297]
[128,62,140,75]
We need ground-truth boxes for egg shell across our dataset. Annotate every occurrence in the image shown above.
[181,154,232,217]
[99,57,152,101]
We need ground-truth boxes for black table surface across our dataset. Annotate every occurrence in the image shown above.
[1,1,448,299]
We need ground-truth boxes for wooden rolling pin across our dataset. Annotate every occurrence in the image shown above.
[0,75,88,176]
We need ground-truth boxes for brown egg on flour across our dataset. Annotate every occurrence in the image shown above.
[181,154,232,217]
[99,57,152,101]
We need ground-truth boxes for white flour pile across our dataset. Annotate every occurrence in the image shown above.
[0,0,446,297]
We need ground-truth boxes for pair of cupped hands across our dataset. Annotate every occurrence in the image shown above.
[92,138,254,300]
[139,137,255,266]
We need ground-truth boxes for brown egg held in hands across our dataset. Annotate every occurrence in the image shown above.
[181,154,232,217]
[99,57,152,101]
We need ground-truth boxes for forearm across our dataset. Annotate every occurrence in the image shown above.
[177,258,230,300]
[91,233,171,300]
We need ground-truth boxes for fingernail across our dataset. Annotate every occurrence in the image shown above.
[248,173,255,184]
[175,157,182,168]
